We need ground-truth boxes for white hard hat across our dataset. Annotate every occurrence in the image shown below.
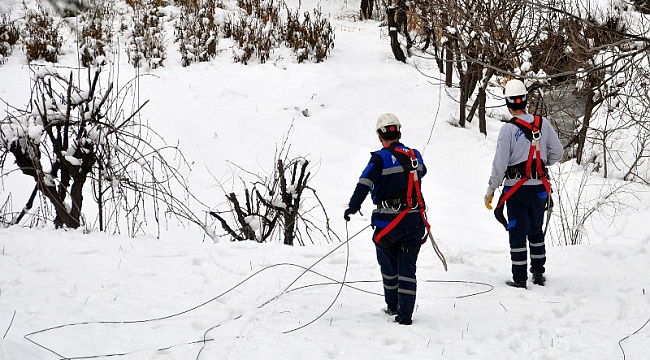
[504,79,527,97]
[376,113,401,133]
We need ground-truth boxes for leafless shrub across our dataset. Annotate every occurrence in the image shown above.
[22,3,63,63]
[0,13,20,64]
[549,161,637,246]
[230,13,273,64]
[126,0,166,69]
[579,53,650,184]
[284,7,334,63]
[210,130,338,245]
[78,0,115,67]
[175,0,219,67]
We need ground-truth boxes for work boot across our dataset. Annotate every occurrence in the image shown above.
[532,272,546,286]
[506,280,527,289]
[394,315,412,325]
[383,307,397,316]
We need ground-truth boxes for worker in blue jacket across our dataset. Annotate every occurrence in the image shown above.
[344,113,427,325]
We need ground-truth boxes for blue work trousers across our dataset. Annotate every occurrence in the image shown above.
[505,184,548,282]
[373,221,424,322]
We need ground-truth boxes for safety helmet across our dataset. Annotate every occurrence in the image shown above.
[504,79,527,97]
[376,113,401,134]
[504,79,527,110]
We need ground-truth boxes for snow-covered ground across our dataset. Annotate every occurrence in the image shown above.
[1,0,650,359]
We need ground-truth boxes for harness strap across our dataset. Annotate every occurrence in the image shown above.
[374,146,429,245]
[496,115,551,209]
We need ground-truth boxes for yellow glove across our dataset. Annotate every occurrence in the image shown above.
[484,187,495,210]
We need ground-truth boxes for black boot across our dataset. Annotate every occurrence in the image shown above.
[506,280,527,289]
[532,272,546,286]
[383,307,397,315]
[394,315,412,325]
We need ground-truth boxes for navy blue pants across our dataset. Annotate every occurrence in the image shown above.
[373,219,424,322]
[505,184,548,282]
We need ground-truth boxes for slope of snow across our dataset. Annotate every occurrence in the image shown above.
[1,0,650,359]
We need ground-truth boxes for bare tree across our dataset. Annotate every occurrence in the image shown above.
[397,0,539,131]
[210,129,339,245]
[0,66,209,238]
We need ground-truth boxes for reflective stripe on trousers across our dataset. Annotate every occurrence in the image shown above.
[506,185,547,281]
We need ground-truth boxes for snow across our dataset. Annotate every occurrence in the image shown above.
[64,155,81,166]
[27,125,42,143]
[1,0,650,359]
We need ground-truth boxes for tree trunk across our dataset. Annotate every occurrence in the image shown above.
[69,174,87,228]
[360,0,373,20]
[9,142,81,228]
[576,90,595,164]
[387,5,406,62]
[458,71,471,127]
[478,86,487,135]
[445,44,453,87]
[96,162,104,231]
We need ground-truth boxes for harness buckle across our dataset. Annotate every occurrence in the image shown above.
[410,157,418,170]
[381,199,402,211]
[532,129,541,140]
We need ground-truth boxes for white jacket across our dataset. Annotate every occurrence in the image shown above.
[488,113,564,190]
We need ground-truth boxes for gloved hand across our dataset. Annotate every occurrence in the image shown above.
[343,208,357,221]
[484,187,495,210]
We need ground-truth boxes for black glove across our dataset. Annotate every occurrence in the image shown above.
[343,208,357,222]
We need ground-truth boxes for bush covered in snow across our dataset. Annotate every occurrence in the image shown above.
[210,132,338,245]
[126,0,166,69]
[228,0,282,64]
[230,12,275,64]
[22,3,63,63]
[0,13,19,65]
[175,0,219,67]
[285,7,334,63]
[227,0,334,64]
[78,0,116,67]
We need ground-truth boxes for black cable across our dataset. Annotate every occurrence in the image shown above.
[23,262,301,360]
[618,316,650,360]
[256,224,371,309]
[422,279,494,299]
[281,221,352,334]
[23,223,493,360]
[285,279,494,300]
[24,225,372,360]
[423,69,442,155]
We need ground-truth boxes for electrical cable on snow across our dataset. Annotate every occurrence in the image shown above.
[194,223,367,359]
[422,65,442,156]
[618,316,650,360]
[284,279,493,299]
[22,225,370,360]
[2,310,16,339]
[23,223,492,360]
[280,221,352,334]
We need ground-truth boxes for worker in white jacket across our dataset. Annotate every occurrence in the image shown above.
[484,79,564,289]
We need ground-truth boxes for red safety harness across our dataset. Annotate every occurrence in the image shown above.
[496,115,552,209]
[373,146,431,245]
